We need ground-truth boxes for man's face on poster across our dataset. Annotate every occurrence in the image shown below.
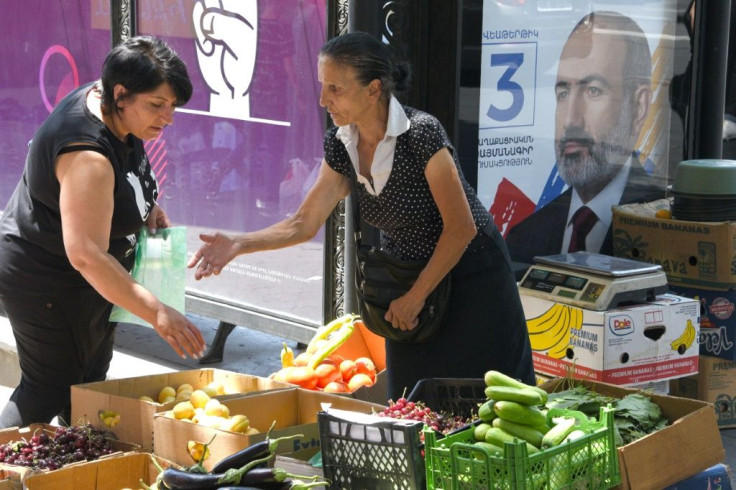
[554,29,637,193]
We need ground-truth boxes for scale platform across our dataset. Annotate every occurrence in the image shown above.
[518,252,669,311]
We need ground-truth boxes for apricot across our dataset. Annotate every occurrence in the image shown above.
[354,357,377,381]
[323,380,349,393]
[348,373,375,391]
[158,386,176,404]
[173,401,195,420]
[339,359,358,382]
[315,363,342,389]
[189,389,211,409]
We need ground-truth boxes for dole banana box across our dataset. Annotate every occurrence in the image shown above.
[668,284,736,361]
[521,292,699,384]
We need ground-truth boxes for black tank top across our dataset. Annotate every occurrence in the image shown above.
[0,82,158,292]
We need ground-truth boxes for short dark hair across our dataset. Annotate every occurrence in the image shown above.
[319,31,411,99]
[570,11,652,94]
[100,35,193,115]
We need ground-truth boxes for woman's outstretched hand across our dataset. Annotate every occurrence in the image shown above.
[187,232,239,280]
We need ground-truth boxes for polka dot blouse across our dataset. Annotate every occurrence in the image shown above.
[324,105,493,261]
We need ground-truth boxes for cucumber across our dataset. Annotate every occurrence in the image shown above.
[485,427,539,455]
[484,370,548,404]
[563,429,587,443]
[492,417,544,448]
[474,422,493,442]
[541,417,577,448]
[493,400,547,427]
[485,386,544,406]
[532,422,551,435]
[478,399,497,422]
[474,441,503,457]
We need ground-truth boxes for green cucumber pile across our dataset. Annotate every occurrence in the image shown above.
[472,371,587,454]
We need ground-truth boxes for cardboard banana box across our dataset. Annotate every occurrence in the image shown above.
[522,293,700,384]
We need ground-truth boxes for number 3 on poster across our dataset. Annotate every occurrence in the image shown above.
[480,41,537,129]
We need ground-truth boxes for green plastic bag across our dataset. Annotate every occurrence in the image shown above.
[109,227,187,328]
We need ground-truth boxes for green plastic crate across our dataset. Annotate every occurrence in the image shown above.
[424,406,620,490]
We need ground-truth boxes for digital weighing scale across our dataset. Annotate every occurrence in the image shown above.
[518,252,669,311]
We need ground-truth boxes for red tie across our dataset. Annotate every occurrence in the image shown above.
[568,206,598,252]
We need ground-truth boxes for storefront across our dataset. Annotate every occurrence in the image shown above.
[0,0,729,349]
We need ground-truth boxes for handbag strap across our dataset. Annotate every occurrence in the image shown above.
[347,164,365,248]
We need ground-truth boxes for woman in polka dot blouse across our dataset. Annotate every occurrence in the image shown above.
[189,32,535,399]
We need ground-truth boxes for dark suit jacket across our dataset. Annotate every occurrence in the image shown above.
[504,162,665,267]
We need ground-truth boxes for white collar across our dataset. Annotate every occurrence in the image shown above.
[335,96,410,195]
[335,95,410,145]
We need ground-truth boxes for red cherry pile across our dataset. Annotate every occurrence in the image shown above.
[375,397,470,434]
[0,424,114,470]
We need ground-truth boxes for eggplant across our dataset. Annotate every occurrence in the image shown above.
[160,467,225,490]
[217,486,290,490]
[162,453,275,490]
[211,422,302,473]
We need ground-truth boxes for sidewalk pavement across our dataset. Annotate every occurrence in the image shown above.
[0,311,291,415]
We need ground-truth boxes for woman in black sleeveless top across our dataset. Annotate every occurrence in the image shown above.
[0,36,206,428]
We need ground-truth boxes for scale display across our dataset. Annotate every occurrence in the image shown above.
[519,252,669,311]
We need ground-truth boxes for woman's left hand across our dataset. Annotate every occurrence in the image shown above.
[146,204,171,234]
[385,294,423,331]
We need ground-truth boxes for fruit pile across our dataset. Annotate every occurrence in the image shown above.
[141,380,227,405]
[162,388,257,435]
[375,397,470,434]
[270,314,378,393]
[0,424,114,470]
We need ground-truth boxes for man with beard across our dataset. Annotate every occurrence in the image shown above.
[505,11,666,269]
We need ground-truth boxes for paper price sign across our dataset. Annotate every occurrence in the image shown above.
[479,41,538,130]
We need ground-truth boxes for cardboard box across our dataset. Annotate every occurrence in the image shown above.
[670,355,736,429]
[0,465,25,490]
[612,199,736,289]
[328,320,388,404]
[522,292,700,384]
[541,378,725,490]
[0,423,139,454]
[0,424,140,487]
[22,452,178,490]
[629,379,670,396]
[71,368,291,451]
[668,284,736,361]
[153,387,385,470]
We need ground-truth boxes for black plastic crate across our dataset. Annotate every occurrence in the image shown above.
[318,409,425,490]
[407,378,486,419]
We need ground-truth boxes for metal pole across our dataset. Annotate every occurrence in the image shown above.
[348,0,383,34]
[688,0,731,159]
[109,0,136,47]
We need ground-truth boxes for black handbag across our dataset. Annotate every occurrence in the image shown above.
[349,166,451,343]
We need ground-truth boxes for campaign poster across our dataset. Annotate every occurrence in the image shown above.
[477,1,679,267]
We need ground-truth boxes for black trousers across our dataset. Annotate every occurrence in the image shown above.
[0,287,116,428]
[385,227,536,401]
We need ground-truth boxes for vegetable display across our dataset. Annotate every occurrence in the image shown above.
[142,423,329,490]
[0,424,115,470]
[544,383,669,445]
[270,314,378,393]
